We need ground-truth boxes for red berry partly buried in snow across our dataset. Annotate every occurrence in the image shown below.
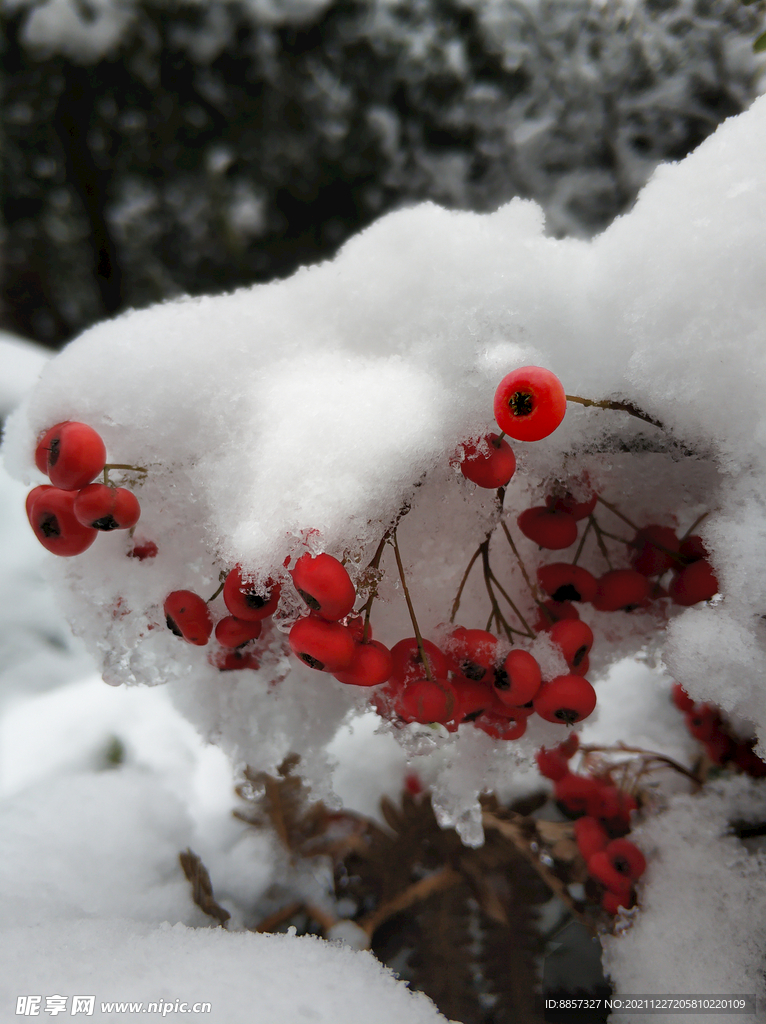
[291,552,356,621]
[27,486,98,557]
[73,484,141,531]
[518,507,578,550]
[554,773,602,816]
[493,366,567,442]
[395,677,458,724]
[164,591,213,646]
[474,710,527,741]
[445,627,498,681]
[630,525,679,576]
[668,559,718,606]
[459,434,516,488]
[535,746,570,781]
[35,421,107,491]
[533,599,580,632]
[208,647,261,672]
[677,534,708,566]
[128,539,158,560]
[334,640,393,687]
[214,615,263,648]
[494,649,542,706]
[537,563,597,604]
[289,616,355,672]
[545,486,597,521]
[605,838,647,882]
[549,619,594,670]
[534,675,597,725]
[671,682,695,713]
[592,569,650,612]
[223,565,281,621]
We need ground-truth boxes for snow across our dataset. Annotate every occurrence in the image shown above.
[3,87,766,1022]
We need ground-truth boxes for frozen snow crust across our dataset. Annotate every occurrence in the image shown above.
[5,96,766,844]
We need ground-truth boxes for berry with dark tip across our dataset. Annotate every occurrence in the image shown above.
[73,484,141,531]
[288,615,355,672]
[537,563,597,603]
[164,590,213,646]
[223,565,281,621]
[518,507,578,549]
[592,570,650,612]
[28,486,98,557]
[36,421,107,491]
[291,552,356,621]
[333,640,393,687]
[214,616,263,648]
[533,675,597,725]
[444,627,498,681]
[549,619,594,670]
[494,649,542,706]
[493,366,567,442]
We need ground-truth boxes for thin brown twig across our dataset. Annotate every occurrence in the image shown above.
[589,514,613,571]
[596,495,639,531]
[391,530,433,682]
[565,394,665,431]
[500,520,538,598]
[358,866,462,937]
[571,517,592,567]
[450,546,481,623]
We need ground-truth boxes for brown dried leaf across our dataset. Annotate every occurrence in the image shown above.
[179,849,230,927]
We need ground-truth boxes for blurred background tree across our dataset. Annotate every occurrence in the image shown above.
[2,0,764,348]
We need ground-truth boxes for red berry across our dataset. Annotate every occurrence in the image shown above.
[677,534,709,567]
[605,838,646,881]
[223,565,281,621]
[684,705,718,741]
[36,421,107,491]
[669,560,718,606]
[545,486,597,521]
[128,539,158,560]
[588,851,633,895]
[704,729,735,766]
[390,637,449,684]
[518,507,578,549]
[451,675,495,719]
[288,615,355,672]
[459,434,516,488]
[630,525,680,577]
[602,890,631,915]
[494,649,542,706]
[27,486,98,557]
[533,675,597,725]
[537,563,597,603]
[574,816,609,860]
[554,773,602,816]
[404,772,423,796]
[493,366,566,442]
[570,653,590,677]
[333,640,393,687]
[671,682,695,713]
[444,627,498,682]
[549,619,594,670]
[164,591,213,646]
[291,552,356,621]
[73,484,141,531]
[208,647,261,671]
[592,570,650,612]
[395,677,458,724]
[535,746,570,781]
[214,615,263,648]
[533,599,580,632]
[474,710,527,740]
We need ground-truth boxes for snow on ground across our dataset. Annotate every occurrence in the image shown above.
[3,95,766,1020]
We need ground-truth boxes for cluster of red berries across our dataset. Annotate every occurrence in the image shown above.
[26,421,142,557]
[672,684,766,777]
[536,737,646,915]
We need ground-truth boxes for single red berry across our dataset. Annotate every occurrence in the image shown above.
[73,484,141,531]
[533,599,580,632]
[25,485,51,525]
[395,677,458,724]
[459,434,516,488]
[451,675,496,719]
[333,640,393,687]
[128,539,158,560]
[732,741,766,778]
[677,534,709,567]
[518,507,578,550]
[535,746,570,781]
[494,649,542,706]
[592,570,650,612]
[549,619,594,670]
[559,732,580,758]
[214,615,263,648]
[554,773,602,816]
[630,525,680,576]
[602,792,638,831]
[684,705,719,741]
[669,560,718,606]
[289,616,355,672]
[605,838,646,881]
[223,565,281,621]
[574,816,609,861]
[570,653,590,677]
[390,637,449,684]
[493,366,566,442]
[444,627,498,682]
[28,486,98,557]
[671,682,695,713]
[208,647,261,671]
[534,675,597,725]
[474,710,527,740]
[704,729,736,766]
[537,563,597,604]
[36,421,107,491]
[291,552,356,621]
[587,851,633,895]
[164,590,213,646]
[404,772,423,796]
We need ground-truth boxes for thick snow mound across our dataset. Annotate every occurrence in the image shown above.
[5,95,766,840]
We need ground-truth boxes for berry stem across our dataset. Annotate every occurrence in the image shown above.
[580,743,703,789]
[391,530,433,683]
[571,517,592,566]
[207,579,226,603]
[589,514,614,571]
[500,520,538,598]
[565,394,666,431]
[358,531,389,641]
[485,562,534,638]
[680,511,709,542]
[595,495,639,531]
[450,546,481,623]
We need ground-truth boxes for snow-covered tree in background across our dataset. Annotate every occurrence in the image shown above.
[3,81,766,1021]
